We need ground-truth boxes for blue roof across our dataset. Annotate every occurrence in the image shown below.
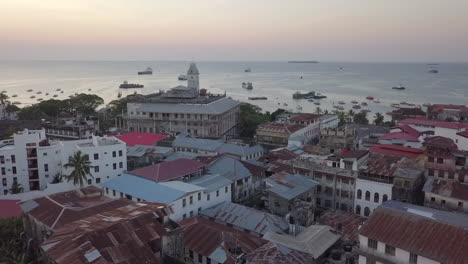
[265,174,319,200]
[173,136,264,157]
[187,174,232,193]
[208,156,251,181]
[101,174,187,204]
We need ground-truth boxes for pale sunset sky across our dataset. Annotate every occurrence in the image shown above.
[1,0,468,62]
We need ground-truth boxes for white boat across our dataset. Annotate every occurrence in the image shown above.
[352,105,361,109]
[246,82,253,90]
[373,99,380,103]
[242,82,247,88]
[361,102,368,106]
[391,103,400,108]
[334,105,344,110]
[60,91,64,94]
[361,109,371,113]
[178,74,188,81]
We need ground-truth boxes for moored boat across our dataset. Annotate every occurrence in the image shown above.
[338,101,346,105]
[366,96,374,100]
[244,68,252,73]
[314,102,321,105]
[248,96,267,100]
[138,67,153,75]
[392,85,405,90]
[351,100,358,104]
[27,89,33,92]
[53,95,58,98]
[352,105,361,109]
[361,102,368,106]
[391,103,400,108]
[246,82,253,90]
[119,81,144,89]
[373,99,380,103]
[11,94,18,97]
[178,74,187,81]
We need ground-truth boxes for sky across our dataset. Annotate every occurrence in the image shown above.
[1,0,468,62]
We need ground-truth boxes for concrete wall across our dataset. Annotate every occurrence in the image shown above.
[354,179,392,217]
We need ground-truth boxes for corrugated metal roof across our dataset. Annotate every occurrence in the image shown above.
[257,122,306,134]
[101,174,188,203]
[187,174,232,193]
[131,96,240,114]
[423,178,468,201]
[179,217,267,264]
[359,201,468,264]
[159,181,205,193]
[127,145,173,157]
[246,242,316,264]
[173,136,264,157]
[208,155,252,181]
[41,202,173,264]
[200,202,289,235]
[318,210,366,242]
[263,225,340,258]
[128,158,204,182]
[265,173,319,200]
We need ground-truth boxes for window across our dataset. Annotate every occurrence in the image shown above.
[458,201,464,208]
[207,194,210,201]
[2,178,7,186]
[1,168,5,175]
[216,190,219,197]
[189,196,193,204]
[190,210,193,217]
[87,179,92,185]
[368,238,377,249]
[182,214,186,219]
[364,207,371,217]
[96,178,101,184]
[113,163,117,170]
[198,254,202,263]
[106,188,109,194]
[365,191,370,201]
[225,186,228,193]
[119,162,123,168]
[374,193,379,203]
[366,258,376,264]
[94,153,99,160]
[431,197,436,202]
[437,158,444,164]
[355,205,361,215]
[119,150,123,157]
[112,190,116,196]
[428,168,434,176]
[428,156,434,162]
[409,253,418,264]
[207,258,211,264]
[43,152,47,156]
[0,156,4,164]
[385,245,395,256]
[11,155,15,163]
[44,164,49,172]
[198,192,201,201]
[112,151,116,158]
[182,199,186,208]
[95,166,100,173]
[383,194,388,202]
[189,250,193,259]
[198,207,201,212]
[441,199,446,205]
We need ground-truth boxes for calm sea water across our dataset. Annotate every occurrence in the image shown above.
[0,61,467,118]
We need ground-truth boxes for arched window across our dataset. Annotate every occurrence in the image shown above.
[374,193,380,203]
[383,194,388,202]
[357,189,362,199]
[364,207,371,217]
[365,191,371,201]
[356,205,361,215]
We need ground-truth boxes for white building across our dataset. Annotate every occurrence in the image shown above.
[354,178,392,217]
[358,201,468,264]
[102,173,232,222]
[288,114,339,148]
[0,129,126,195]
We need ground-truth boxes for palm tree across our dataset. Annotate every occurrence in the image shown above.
[315,107,322,114]
[373,112,384,126]
[64,151,94,187]
[9,183,23,194]
[51,173,63,184]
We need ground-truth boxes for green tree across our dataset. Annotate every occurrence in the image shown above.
[353,112,369,124]
[0,218,28,264]
[37,99,67,117]
[314,107,322,114]
[373,112,384,126]
[270,108,286,121]
[0,93,9,104]
[17,105,47,120]
[239,103,271,138]
[9,183,23,194]
[67,94,104,115]
[0,127,19,140]
[338,112,347,126]
[64,151,94,187]
[51,173,63,184]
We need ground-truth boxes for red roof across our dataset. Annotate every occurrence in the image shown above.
[128,158,204,182]
[457,130,468,138]
[112,132,168,146]
[289,113,320,123]
[379,132,420,142]
[0,200,22,219]
[392,125,420,136]
[341,150,369,159]
[370,144,423,158]
[400,119,468,130]
[424,136,458,149]
[430,104,468,113]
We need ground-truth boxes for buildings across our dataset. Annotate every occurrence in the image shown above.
[391,107,426,122]
[319,126,357,154]
[127,158,205,182]
[199,202,291,237]
[0,129,126,195]
[358,200,468,264]
[354,145,425,217]
[120,63,241,138]
[399,119,468,150]
[264,172,319,226]
[180,216,268,264]
[43,116,99,141]
[255,114,339,150]
[173,135,264,160]
[427,104,468,122]
[204,155,266,203]
[20,186,183,263]
[378,125,422,148]
[423,178,468,213]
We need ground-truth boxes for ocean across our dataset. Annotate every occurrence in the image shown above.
[0,61,467,119]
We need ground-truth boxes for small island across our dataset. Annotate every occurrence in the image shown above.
[288,61,319,63]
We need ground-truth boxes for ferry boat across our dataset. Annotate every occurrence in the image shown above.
[119,81,144,89]
[178,74,188,81]
[392,85,405,90]
[248,96,267,100]
[138,67,153,75]
[244,68,252,73]
[366,96,374,100]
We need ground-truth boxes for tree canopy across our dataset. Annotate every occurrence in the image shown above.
[239,103,271,138]
[64,151,94,187]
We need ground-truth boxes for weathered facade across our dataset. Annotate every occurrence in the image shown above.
[428,104,468,123]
